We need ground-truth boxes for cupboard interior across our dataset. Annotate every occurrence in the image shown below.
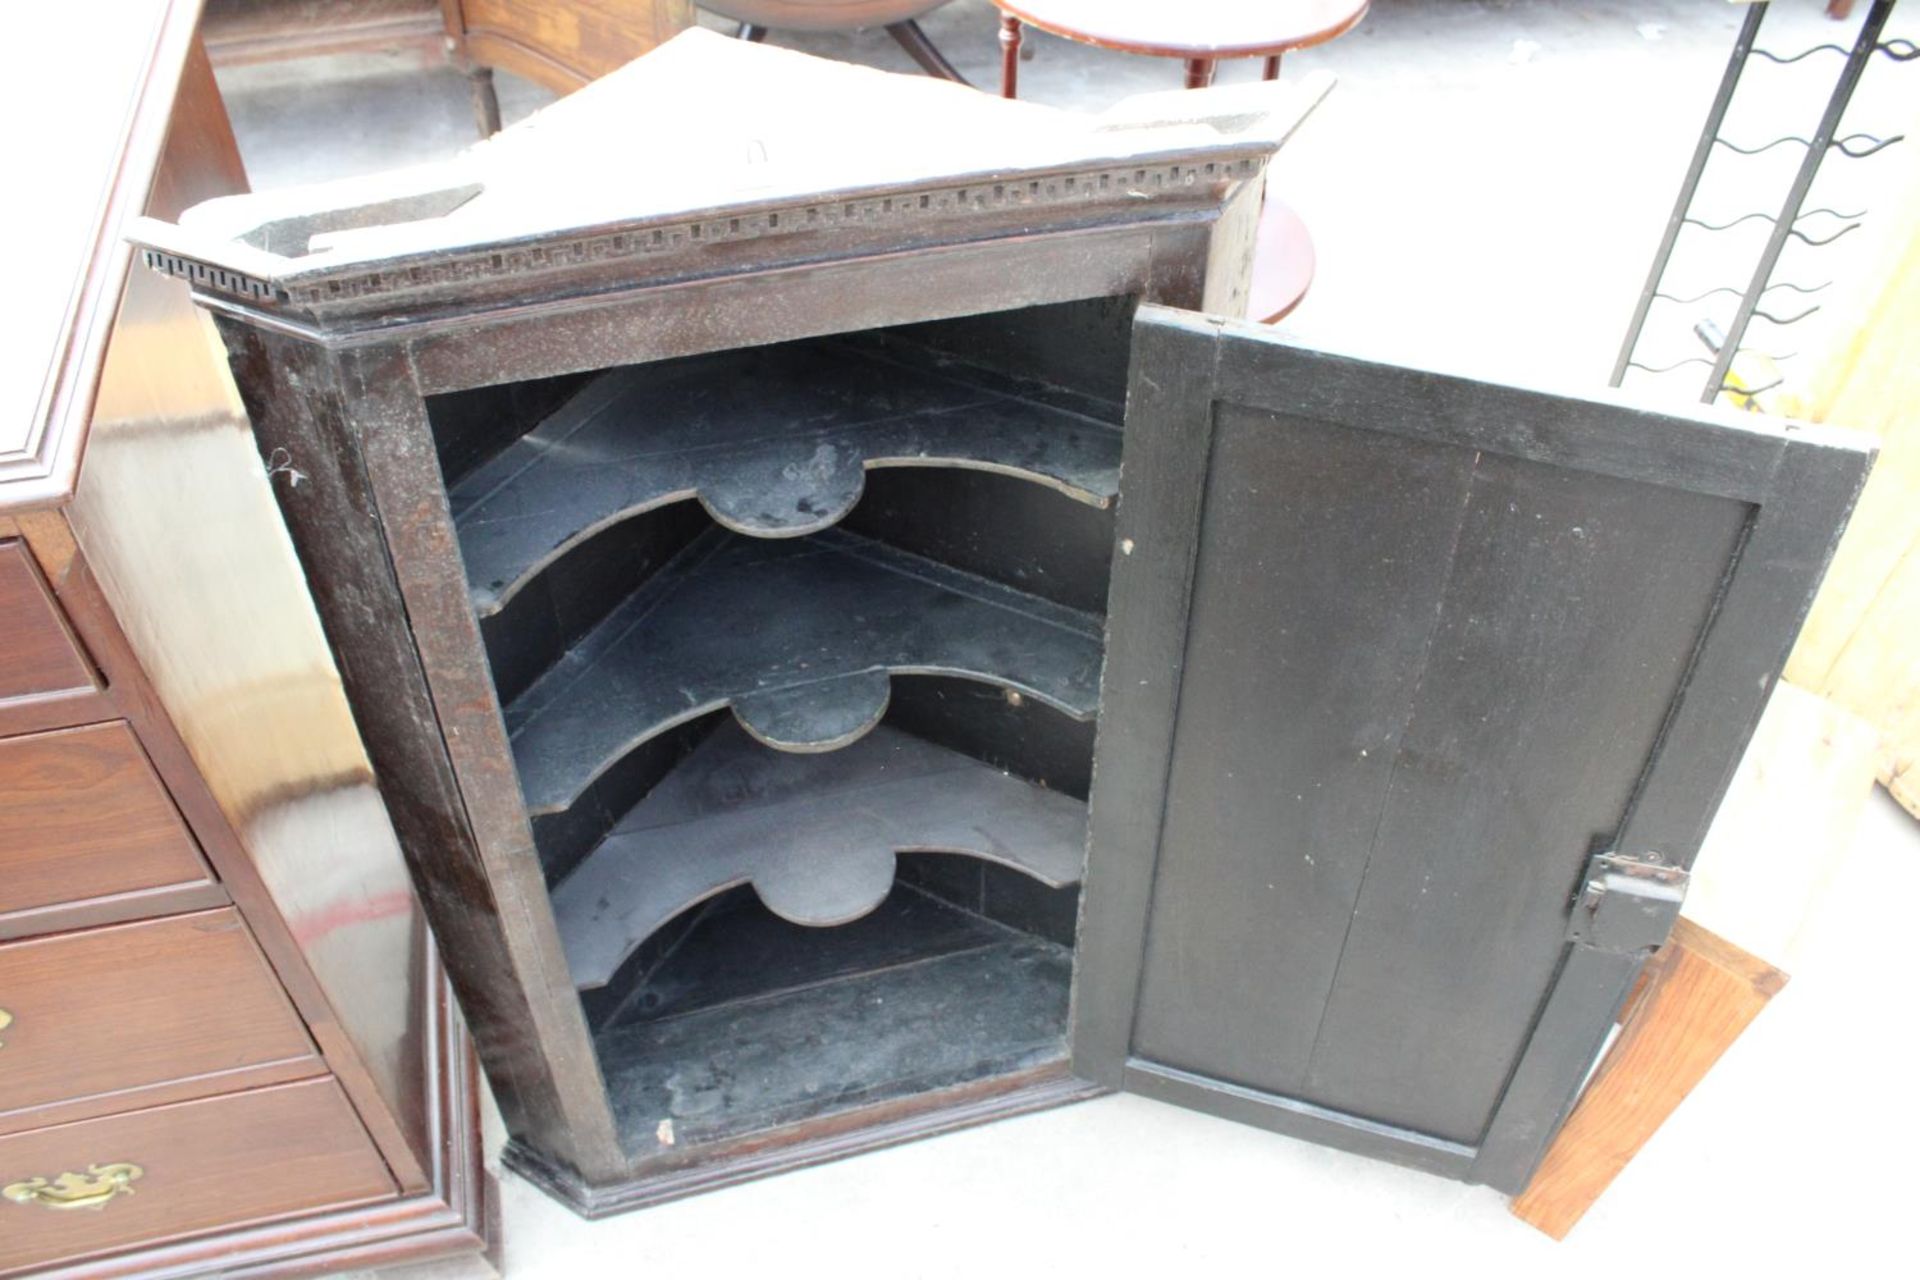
[426,296,1136,1170]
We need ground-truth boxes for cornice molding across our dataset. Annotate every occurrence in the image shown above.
[139,152,1268,335]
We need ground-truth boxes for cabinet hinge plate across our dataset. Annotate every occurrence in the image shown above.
[1566,850,1688,955]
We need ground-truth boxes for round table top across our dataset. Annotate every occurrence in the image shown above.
[995,0,1369,59]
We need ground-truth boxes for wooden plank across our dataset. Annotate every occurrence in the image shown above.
[552,721,1086,987]
[1510,917,1787,1240]
[451,336,1120,616]
[1683,680,1880,965]
[1814,536,1920,803]
[1779,159,1920,818]
[506,527,1104,815]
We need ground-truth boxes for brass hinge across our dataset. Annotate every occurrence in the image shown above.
[1565,850,1688,955]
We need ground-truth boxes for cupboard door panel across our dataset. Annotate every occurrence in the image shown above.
[1125,410,1471,1097]
[1279,448,1746,1143]
[1075,306,1871,1191]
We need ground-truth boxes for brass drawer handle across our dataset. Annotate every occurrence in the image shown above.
[3,1164,143,1211]
[0,1008,11,1047]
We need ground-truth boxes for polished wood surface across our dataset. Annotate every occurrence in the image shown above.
[2,25,491,1275]
[0,723,213,932]
[703,1,948,32]
[203,0,449,67]
[0,1079,396,1277]
[1511,918,1789,1238]
[993,0,1368,59]
[1247,195,1316,324]
[454,0,693,93]
[72,35,444,1198]
[0,910,320,1136]
[0,540,96,706]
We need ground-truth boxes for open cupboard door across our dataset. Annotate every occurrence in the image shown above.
[1072,306,1871,1192]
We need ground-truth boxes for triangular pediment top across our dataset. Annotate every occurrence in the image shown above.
[132,29,1329,318]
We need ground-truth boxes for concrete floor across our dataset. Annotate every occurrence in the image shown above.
[212,2,1920,1275]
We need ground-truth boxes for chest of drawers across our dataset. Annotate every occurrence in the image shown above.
[0,4,490,1274]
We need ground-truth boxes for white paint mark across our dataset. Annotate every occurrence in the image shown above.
[264,447,308,489]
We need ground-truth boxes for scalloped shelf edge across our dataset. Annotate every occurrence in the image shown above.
[552,722,1088,989]
[506,529,1105,817]
[451,341,1122,618]
[471,454,1117,619]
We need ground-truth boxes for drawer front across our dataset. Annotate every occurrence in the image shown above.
[0,540,96,710]
[0,910,320,1135]
[0,1078,397,1276]
[0,722,214,930]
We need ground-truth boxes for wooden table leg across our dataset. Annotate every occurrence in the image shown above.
[1184,57,1217,89]
[466,65,501,138]
[1510,917,1788,1240]
[888,20,970,85]
[999,15,1022,98]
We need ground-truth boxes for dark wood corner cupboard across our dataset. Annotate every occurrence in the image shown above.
[135,31,1871,1217]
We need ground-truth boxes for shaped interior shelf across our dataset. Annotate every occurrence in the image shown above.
[505,527,1104,816]
[451,339,1124,616]
[552,721,1087,989]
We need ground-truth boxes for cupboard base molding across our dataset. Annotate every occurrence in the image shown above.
[504,1068,1105,1218]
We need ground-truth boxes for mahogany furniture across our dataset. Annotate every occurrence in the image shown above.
[1245,195,1316,323]
[135,30,1869,1220]
[202,0,696,135]
[446,0,695,130]
[711,2,966,83]
[201,0,453,66]
[989,1,1364,323]
[1,3,488,1275]
[992,0,1370,96]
